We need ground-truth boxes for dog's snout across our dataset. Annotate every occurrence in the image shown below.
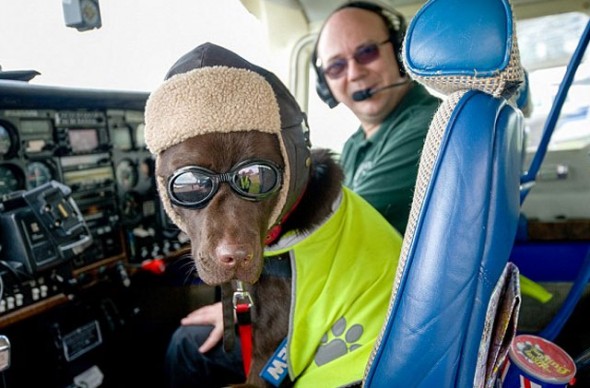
[215,244,253,267]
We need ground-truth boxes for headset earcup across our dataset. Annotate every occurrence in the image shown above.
[391,14,407,76]
[315,70,339,108]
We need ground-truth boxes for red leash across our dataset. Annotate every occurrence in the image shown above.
[233,281,254,376]
[241,177,309,373]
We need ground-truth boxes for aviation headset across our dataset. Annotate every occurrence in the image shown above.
[311,1,407,108]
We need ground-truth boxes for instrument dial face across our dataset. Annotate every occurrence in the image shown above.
[0,165,23,196]
[0,123,16,158]
[27,161,54,189]
[116,159,139,191]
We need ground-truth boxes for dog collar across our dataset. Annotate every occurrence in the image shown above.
[264,177,308,246]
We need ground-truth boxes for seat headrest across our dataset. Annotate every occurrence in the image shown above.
[403,0,524,98]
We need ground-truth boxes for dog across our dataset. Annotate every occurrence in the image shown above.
[157,131,342,385]
[145,43,402,387]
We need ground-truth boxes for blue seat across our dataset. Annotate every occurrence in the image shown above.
[363,0,525,386]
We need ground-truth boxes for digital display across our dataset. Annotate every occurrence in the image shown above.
[111,127,132,150]
[63,166,113,186]
[26,140,46,153]
[20,119,52,136]
[69,129,98,152]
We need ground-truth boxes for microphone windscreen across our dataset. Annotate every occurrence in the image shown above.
[352,89,371,101]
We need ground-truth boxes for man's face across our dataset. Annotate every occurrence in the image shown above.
[317,8,407,128]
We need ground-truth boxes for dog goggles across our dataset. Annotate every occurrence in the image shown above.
[322,39,391,80]
[167,159,283,208]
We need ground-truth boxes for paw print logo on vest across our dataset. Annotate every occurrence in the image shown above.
[314,317,364,366]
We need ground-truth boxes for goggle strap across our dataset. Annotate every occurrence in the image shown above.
[264,177,309,246]
[219,172,232,182]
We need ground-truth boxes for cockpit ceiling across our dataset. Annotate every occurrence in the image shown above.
[294,0,590,24]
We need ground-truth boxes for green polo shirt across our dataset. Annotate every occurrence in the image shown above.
[340,83,440,233]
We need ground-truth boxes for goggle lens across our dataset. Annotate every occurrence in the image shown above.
[232,164,280,196]
[172,173,213,205]
[168,160,282,208]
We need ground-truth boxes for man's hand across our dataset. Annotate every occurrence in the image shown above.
[180,302,223,353]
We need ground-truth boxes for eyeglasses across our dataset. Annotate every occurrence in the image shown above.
[167,159,283,209]
[322,39,391,80]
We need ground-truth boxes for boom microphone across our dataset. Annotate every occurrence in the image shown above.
[352,79,411,102]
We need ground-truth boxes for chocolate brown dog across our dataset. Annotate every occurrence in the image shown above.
[158,133,343,386]
[145,43,402,387]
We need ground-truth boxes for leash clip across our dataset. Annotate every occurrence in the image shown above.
[232,280,253,309]
[232,280,254,376]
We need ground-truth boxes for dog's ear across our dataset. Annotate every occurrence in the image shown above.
[280,149,343,235]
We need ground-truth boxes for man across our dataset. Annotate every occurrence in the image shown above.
[165,2,440,386]
[312,1,440,234]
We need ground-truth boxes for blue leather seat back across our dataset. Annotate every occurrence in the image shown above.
[364,0,525,386]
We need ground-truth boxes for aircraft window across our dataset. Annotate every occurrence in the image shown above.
[306,12,590,155]
[1,1,267,92]
[306,74,359,154]
[517,12,590,152]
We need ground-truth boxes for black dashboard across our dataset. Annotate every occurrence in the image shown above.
[0,79,192,387]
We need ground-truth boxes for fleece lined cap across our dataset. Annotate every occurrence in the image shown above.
[144,42,311,236]
[164,43,306,131]
[145,66,282,154]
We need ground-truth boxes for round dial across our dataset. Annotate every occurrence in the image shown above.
[0,123,16,158]
[27,161,54,189]
[0,165,23,196]
[116,159,139,191]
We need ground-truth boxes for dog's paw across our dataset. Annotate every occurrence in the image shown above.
[314,317,363,366]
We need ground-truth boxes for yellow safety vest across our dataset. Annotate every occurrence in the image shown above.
[265,187,402,386]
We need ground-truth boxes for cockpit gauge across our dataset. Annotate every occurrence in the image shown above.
[111,126,133,151]
[0,122,17,159]
[116,159,139,191]
[26,161,54,189]
[0,164,24,196]
[135,123,146,149]
[121,191,142,223]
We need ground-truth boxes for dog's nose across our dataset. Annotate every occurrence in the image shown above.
[215,244,253,267]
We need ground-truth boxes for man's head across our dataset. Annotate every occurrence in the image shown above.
[313,2,409,129]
